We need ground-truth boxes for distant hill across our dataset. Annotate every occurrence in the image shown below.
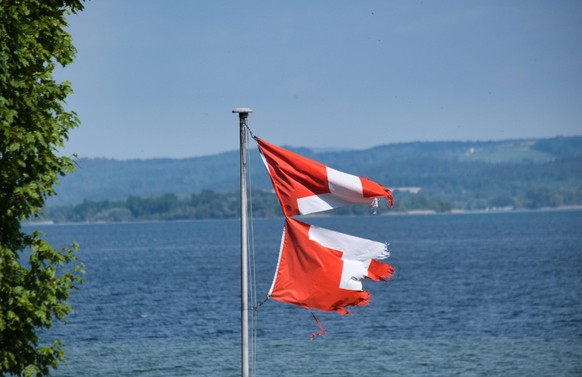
[47,136,582,212]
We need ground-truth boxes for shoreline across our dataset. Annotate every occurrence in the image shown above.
[383,204,582,216]
[23,205,582,226]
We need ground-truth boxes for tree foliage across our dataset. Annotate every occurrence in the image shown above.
[43,189,462,223]
[43,182,582,224]
[45,190,285,222]
[0,1,84,375]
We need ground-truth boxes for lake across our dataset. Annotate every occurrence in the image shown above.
[29,210,582,376]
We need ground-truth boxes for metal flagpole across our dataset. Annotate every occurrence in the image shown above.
[233,107,252,377]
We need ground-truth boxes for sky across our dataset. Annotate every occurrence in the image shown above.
[57,0,582,159]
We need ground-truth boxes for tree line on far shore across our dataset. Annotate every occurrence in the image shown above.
[40,185,581,223]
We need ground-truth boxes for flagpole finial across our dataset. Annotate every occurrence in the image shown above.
[232,108,253,116]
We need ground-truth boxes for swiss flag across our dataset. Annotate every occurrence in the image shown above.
[256,137,393,217]
[269,217,394,314]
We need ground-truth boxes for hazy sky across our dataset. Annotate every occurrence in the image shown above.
[57,0,582,159]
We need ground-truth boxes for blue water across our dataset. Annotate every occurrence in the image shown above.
[29,210,582,376]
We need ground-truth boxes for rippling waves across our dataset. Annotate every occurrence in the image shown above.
[29,210,582,376]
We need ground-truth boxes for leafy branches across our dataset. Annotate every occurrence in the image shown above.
[1,1,84,375]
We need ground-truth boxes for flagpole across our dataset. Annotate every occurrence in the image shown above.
[233,107,252,377]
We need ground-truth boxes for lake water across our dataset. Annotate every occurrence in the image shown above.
[29,210,582,376]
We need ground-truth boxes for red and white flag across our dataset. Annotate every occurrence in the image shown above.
[269,217,394,315]
[256,137,393,217]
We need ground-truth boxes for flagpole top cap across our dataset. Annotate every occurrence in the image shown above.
[232,108,253,114]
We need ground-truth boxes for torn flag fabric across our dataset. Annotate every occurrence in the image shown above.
[268,217,394,315]
[255,137,394,217]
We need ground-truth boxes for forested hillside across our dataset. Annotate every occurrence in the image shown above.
[44,136,582,222]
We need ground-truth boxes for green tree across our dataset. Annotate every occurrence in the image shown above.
[0,1,84,375]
